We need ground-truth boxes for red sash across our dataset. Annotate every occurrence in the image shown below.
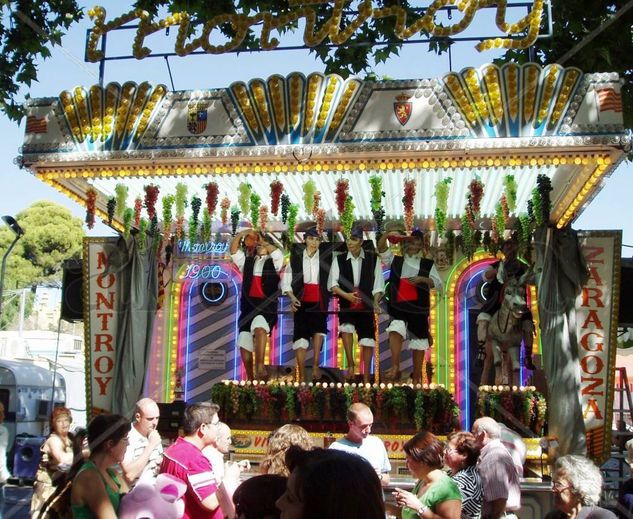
[249,276,265,298]
[302,284,320,303]
[397,278,418,302]
[350,287,364,310]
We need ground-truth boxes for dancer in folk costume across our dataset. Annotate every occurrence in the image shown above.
[230,229,284,380]
[281,227,334,382]
[377,230,442,384]
[328,226,384,383]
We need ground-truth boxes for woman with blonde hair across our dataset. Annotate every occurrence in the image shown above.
[260,424,313,476]
[31,407,75,515]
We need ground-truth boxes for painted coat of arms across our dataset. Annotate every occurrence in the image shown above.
[394,93,413,126]
[187,100,209,135]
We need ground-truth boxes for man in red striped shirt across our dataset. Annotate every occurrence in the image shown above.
[160,402,224,519]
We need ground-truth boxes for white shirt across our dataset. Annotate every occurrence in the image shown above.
[202,445,225,481]
[122,425,163,485]
[327,250,385,295]
[280,249,320,294]
[380,249,443,292]
[231,248,284,274]
[329,435,391,474]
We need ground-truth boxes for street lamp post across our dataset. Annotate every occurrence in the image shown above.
[0,215,25,317]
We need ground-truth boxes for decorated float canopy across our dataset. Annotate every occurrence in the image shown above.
[19,62,630,235]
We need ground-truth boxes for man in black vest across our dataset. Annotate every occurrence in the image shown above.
[328,226,384,383]
[377,230,442,384]
[230,229,284,381]
[281,227,333,382]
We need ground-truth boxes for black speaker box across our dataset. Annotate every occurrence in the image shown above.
[13,436,45,479]
[61,260,83,322]
[619,262,633,327]
[157,401,187,440]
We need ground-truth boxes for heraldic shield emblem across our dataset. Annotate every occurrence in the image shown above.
[187,100,209,135]
[394,93,413,126]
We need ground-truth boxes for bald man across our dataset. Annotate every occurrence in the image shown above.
[472,416,521,519]
[203,422,232,481]
[329,403,391,488]
[122,397,163,486]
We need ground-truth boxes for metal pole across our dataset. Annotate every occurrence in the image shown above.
[51,316,62,411]
[0,234,21,317]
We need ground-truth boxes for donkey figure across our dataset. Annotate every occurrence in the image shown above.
[480,269,533,386]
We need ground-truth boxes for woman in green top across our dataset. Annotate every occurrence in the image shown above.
[393,431,461,519]
[71,414,131,518]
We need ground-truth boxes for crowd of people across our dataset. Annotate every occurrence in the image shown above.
[24,398,625,519]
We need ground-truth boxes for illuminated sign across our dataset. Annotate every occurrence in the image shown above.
[181,263,230,280]
[86,0,545,62]
[177,240,229,256]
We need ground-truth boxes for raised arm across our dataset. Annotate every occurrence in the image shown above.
[121,430,162,484]
[377,231,398,254]
[230,229,254,255]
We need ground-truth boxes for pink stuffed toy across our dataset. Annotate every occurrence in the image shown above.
[119,473,187,519]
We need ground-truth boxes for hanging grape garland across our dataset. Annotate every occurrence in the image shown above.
[89,166,549,261]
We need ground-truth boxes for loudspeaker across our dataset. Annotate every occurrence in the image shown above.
[157,401,186,440]
[13,436,45,479]
[61,260,83,322]
[619,263,633,327]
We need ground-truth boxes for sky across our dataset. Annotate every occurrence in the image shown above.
[1,1,631,251]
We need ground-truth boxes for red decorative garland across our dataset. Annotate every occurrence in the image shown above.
[403,179,416,233]
[335,179,349,215]
[315,208,326,235]
[86,188,97,230]
[134,197,143,226]
[206,182,219,215]
[259,205,269,232]
[469,179,484,216]
[175,216,185,239]
[466,205,476,229]
[220,196,231,226]
[500,194,510,225]
[270,180,284,216]
[313,191,321,218]
[144,185,159,220]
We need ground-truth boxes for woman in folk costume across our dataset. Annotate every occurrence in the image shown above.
[230,229,284,380]
[328,226,384,383]
[377,230,442,384]
[281,227,334,382]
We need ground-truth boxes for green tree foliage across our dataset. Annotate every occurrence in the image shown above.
[0,201,84,329]
[0,0,83,121]
[4,0,631,129]
[499,0,633,129]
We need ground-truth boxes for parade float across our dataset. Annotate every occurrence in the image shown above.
[16,3,629,488]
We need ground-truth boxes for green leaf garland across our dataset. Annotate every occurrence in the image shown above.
[238,183,251,216]
[340,197,355,238]
[303,179,316,215]
[249,192,261,228]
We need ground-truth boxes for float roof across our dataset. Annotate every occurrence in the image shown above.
[19,63,630,232]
